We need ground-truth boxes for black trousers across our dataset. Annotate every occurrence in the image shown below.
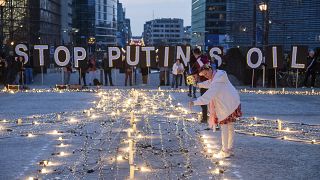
[79,71,86,86]
[104,69,113,86]
[304,70,316,87]
[200,88,208,122]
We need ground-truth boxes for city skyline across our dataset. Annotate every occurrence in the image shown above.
[120,0,191,36]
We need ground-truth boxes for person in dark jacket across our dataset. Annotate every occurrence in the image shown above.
[5,52,19,85]
[78,63,88,86]
[124,61,133,86]
[191,48,209,123]
[24,55,33,84]
[0,55,7,85]
[141,67,149,85]
[187,54,197,98]
[303,50,318,87]
[102,53,114,86]
[17,56,25,85]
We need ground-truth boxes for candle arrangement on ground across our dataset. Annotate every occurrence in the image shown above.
[0,88,319,179]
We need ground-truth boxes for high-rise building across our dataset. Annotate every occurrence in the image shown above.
[61,0,73,45]
[117,1,131,47]
[143,18,184,46]
[29,0,61,45]
[226,0,320,51]
[191,0,227,50]
[73,0,118,51]
[182,26,192,45]
[1,0,62,47]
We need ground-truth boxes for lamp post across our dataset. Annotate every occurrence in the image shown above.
[0,0,6,53]
[259,1,270,88]
[259,1,269,48]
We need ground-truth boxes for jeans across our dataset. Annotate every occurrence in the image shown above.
[25,68,33,84]
[171,74,180,88]
[221,123,235,152]
[189,85,196,95]
[64,71,71,85]
[88,71,97,86]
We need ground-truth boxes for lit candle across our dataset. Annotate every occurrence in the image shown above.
[129,164,135,179]
[17,118,23,125]
[130,111,135,125]
[117,155,124,161]
[129,139,134,164]
[87,110,91,117]
[277,119,282,131]
[133,123,137,132]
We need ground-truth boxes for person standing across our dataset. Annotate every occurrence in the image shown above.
[124,62,133,86]
[24,55,33,85]
[187,54,197,98]
[87,55,97,86]
[189,64,242,158]
[5,52,17,85]
[0,55,7,85]
[102,53,114,86]
[17,56,25,85]
[171,59,184,89]
[141,67,148,85]
[64,63,72,85]
[303,50,318,88]
[190,48,209,123]
[78,63,87,86]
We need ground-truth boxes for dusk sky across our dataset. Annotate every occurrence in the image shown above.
[120,0,192,36]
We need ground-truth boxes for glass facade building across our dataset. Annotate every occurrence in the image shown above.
[73,0,117,49]
[1,0,61,46]
[191,0,227,49]
[143,18,184,46]
[226,0,320,51]
[30,0,61,45]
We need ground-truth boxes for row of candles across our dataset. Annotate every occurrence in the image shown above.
[0,87,318,179]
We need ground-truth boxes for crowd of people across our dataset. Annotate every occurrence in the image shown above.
[0,52,33,87]
[1,47,319,90]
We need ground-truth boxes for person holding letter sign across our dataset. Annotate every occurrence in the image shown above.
[191,48,209,123]
[189,64,242,158]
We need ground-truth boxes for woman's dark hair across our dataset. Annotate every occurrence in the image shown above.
[193,48,201,55]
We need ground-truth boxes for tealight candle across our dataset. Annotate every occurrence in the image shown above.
[277,120,282,131]
[17,118,22,125]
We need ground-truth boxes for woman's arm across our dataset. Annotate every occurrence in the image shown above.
[193,82,222,106]
[196,80,211,89]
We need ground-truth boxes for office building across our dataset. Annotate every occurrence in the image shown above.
[143,18,184,46]
[226,0,320,51]
[117,1,132,47]
[61,0,73,45]
[191,0,227,49]
[73,0,118,50]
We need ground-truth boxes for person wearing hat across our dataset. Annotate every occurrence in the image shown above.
[189,63,242,158]
[190,48,209,123]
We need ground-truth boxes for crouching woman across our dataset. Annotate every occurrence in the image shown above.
[189,64,242,158]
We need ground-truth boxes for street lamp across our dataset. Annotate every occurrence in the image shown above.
[259,2,267,11]
[259,1,269,47]
[0,0,6,53]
